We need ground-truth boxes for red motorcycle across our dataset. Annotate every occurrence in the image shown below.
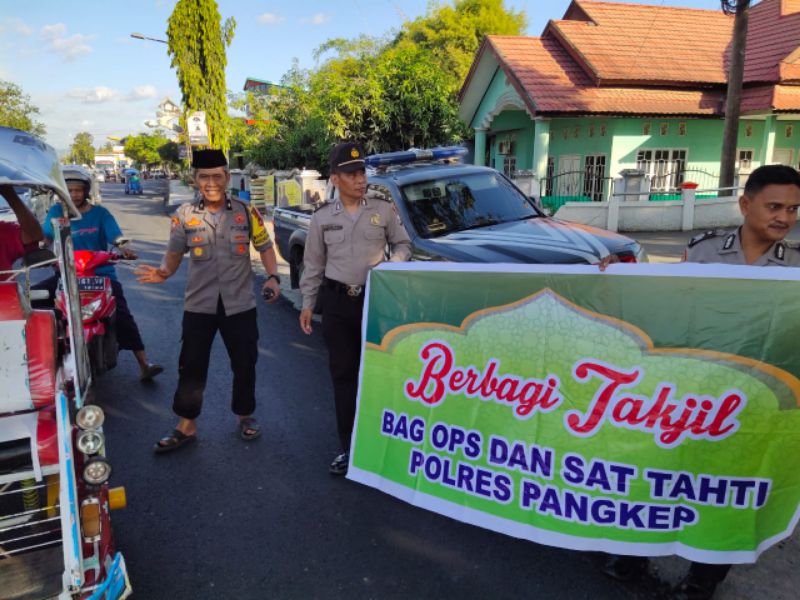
[55,248,133,377]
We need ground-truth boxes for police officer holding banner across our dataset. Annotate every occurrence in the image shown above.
[136,149,281,453]
[603,164,800,599]
[299,142,412,475]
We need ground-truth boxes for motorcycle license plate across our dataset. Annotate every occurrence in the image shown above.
[78,276,105,291]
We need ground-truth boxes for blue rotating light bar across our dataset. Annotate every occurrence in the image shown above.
[365,146,468,168]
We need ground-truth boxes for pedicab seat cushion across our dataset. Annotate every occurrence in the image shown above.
[36,409,59,466]
[25,310,57,408]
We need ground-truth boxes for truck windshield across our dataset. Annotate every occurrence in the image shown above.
[400,172,539,238]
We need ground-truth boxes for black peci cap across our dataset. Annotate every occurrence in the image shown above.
[329,142,366,173]
[191,149,227,169]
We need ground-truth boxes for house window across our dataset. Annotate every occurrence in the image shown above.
[600,124,607,136]
[678,122,686,136]
[584,155,607,202]
[636,148,687,192]
[786,125,794,138]
[660,123,669,136]
[589,125,595,138]
[573,127,580,139]
[745,124,753,137]
[503,156,517,179]
[545,156,555,196]
[738,149,754,172]
[643,122,652,135]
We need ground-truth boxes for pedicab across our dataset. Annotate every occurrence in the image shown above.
[122,170,141,196]
[0,126,131,599]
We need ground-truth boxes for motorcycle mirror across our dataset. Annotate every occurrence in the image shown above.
[113,237,131,248]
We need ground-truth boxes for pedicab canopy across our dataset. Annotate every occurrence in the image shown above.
[349,262,800,564]
[0,126,78,218]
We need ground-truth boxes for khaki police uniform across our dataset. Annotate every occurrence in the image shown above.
[682,224,800,589]
[167,196,273,420]
[300,195,411,452]
[686,227,800,266]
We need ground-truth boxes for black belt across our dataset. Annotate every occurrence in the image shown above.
[324,278,364,297]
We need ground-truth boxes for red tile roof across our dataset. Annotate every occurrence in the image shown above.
[547,1,733,86]
[461,1,800,118]
[489,35,723,116]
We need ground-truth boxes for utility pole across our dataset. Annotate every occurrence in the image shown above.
[719,0,751,195]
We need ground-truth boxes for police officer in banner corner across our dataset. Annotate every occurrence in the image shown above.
[299,141,412,476]
[135,148,281,453]
[602,163,800,600]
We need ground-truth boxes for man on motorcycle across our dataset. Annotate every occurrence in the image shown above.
[41,167,163,381]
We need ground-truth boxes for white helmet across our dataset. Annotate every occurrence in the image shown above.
[61,165,93,195]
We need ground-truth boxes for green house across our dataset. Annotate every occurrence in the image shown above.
[458,0,800,212]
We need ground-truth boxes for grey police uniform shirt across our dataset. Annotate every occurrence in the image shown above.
[685,227,800,267]
[167,197,273,315]
[300,196,412,310]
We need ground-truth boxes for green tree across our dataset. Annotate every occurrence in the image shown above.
[393,0,527,89]
[0,80,46,137]
[157,140,182,167]
[96,141,115,154]
[125,132,170,168]
[167,0,235,152]
[69,132,95,165]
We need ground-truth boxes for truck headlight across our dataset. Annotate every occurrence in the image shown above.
[76,405,105,430]
[83,457,112,485]
[77,429,105,454]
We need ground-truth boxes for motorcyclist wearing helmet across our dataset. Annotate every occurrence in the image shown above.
[41,167,163,381]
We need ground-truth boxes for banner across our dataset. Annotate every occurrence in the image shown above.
[349,263,800,563]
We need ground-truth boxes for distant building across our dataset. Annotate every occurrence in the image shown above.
[458,0,800,204]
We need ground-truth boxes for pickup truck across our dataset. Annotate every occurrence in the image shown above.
[273,148,646,288]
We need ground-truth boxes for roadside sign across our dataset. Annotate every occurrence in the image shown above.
[188,111,209,146]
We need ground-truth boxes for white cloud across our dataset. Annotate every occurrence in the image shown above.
[301,13,330,25]
[80,120,94,127]
[127,85,157,101]
[0,17,32,36]
[258,13,285,25]
[41,23,94,61]
[67,87,120,104]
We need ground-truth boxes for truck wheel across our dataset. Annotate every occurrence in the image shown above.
[291,247,304,288]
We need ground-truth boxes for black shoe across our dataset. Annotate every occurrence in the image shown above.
[329,452,349,476]
[673,575,718,600]
[601,554,649,581]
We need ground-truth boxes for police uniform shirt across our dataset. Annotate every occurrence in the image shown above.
[168,197,273,314]
[685,227,800,267]
[300,196,412,310]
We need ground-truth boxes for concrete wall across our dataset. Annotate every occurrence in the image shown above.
[554,196,742,232]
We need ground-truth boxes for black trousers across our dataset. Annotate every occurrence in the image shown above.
[321,283,365,453]
[110,280,144,352]
[173,297,259,420]
[688,562,732,586]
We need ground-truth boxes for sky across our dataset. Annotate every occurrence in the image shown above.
[0,0,725,153]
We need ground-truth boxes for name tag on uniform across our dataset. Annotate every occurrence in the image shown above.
[322,225,343,232]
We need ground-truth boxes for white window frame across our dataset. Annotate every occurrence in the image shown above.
[737,148,754,173]
[584,154,607,202]
[636,148,688,192]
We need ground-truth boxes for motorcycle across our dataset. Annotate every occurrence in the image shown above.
[54,242,134,377]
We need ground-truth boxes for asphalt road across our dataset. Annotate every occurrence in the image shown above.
[93,182,795,600]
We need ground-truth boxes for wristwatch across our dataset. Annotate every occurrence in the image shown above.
[267,274,281,284]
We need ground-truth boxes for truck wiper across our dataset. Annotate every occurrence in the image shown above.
[458,219,500,232]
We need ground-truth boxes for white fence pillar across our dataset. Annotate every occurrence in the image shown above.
[681,184,697,231]
[607,194,620,232]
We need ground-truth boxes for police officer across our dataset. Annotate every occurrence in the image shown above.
[603,164,800,600]
[299,142,412,475]
[135,149,281,453]
[685,164,800,267]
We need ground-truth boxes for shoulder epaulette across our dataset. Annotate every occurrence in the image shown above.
[688,230,717,248]
[313,201,330,213]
